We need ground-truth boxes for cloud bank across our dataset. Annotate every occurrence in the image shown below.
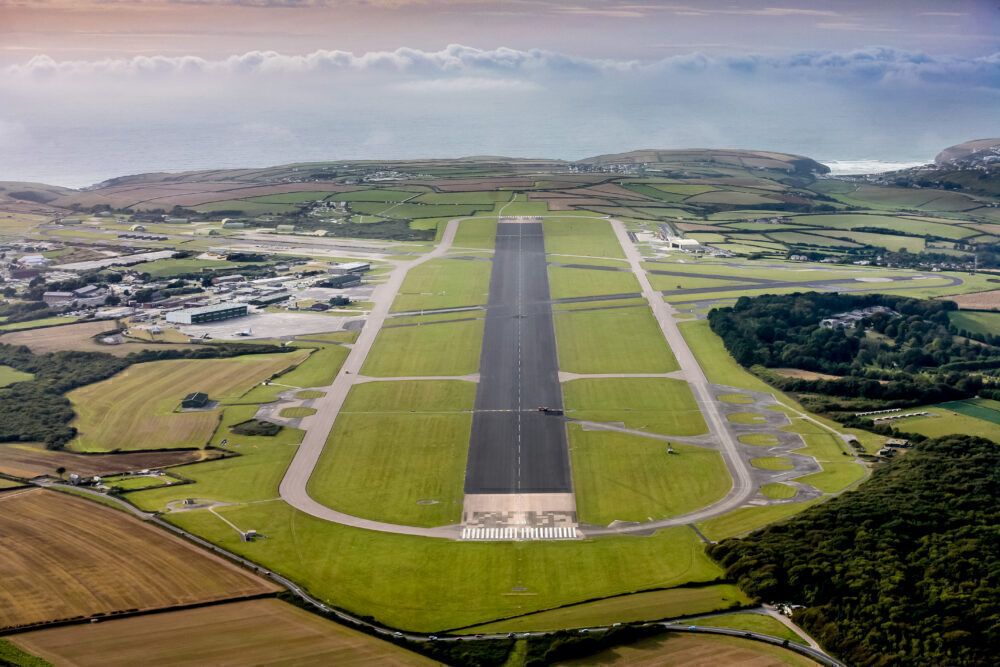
[5,44,999,90]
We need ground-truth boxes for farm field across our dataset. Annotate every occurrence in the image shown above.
[559,632,819,666]
[943,289,1000,311]
[128,405,304,510]
[948,309,1000,335]
[554,306,679,374]
[165,502,725,632]
[67,351,308,452]
[307,381,474,526]
[361,319,483,376]
[892,405,1000,443]
[0,316,77,332]
[8,599,435,667]
[569,426,730,525]
[0,442,226,479]
[0,489,278,630]
[463,584,751,633]
[563,378,707,436]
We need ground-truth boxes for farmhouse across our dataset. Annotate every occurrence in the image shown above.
[165,302,248,324]
[180,392,209,409]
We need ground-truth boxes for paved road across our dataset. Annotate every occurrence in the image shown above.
[464,222,571,494]
[583,220,757,536]
[659,273,962,297]
[278,218,465,539]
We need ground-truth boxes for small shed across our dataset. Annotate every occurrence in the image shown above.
[181,392,209,409]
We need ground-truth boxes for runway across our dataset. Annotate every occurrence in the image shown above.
[463,221,572,495]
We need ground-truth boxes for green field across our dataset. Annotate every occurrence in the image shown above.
[809,229,926,252]
[391,257,491,312]
[167,503,724,632]
[697,500,821,542]
[697,612,806,644]
[279,407,316,418]
[543,217,624,258]
[136,257,251,278]
[547,265,640,299]
[569,426,731,525]
[783,420,866,492]
[129,405,304,510]
[0,365,33,387]
[893,406,1000,443]
[361,319,483,377]
[760,483,798,499]
[679,320,774,392]
[554,307,679,374]
[462,584,751,632]
[563,378,706,436]
[453,216,498,249]
[739,433,780,446]
[239,345,348,403]
[727,412,768,424]
[0,316,77,332]
[751,456,794,471]
[936,398,1000,425]
[67,352,308,452]
[307,381,473,526]
[949,310,1000,336]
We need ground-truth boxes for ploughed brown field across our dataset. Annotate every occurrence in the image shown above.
[0,320,195,356]
[0,442,227,479]
[8,599,436,667]
[0,489,278,630]
[942,289,1000,311]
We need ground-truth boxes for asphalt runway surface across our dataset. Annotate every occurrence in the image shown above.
[464,222,572,494]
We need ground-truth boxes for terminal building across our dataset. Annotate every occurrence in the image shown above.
[165,303,248,325]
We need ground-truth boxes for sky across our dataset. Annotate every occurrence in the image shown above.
[1,0,998,186]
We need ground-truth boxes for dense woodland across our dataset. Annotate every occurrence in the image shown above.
[0,342,291,448]
[708,293,999,410]
[709,435,999,667]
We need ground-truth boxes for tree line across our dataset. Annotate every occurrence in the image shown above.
[708,434,999,666]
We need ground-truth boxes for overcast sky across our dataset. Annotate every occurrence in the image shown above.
[1,1,998,186]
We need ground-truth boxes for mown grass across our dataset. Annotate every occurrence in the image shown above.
[547,266,640,299]
[696,612,806,644]
[167,503,725,632]
[362,319,483,377]
[307,381,474,527]
[453,216,499,249]
[569,426,731,526]
[67,352,308,452]
[279,407,316,418]
[543,217,624,258]
[783,419,866,492]
[760,483,798,499]
[738,433,780,446]
[679,320,773,392]
[892,407,1000,444]
[461,584,751,632]
[563,378,706,436]
[728,412,768,424]
[555,307,678,374]
[718,393,753,404]
[751,456,794,471]
[697,500,821,542]
[390,258,491,312]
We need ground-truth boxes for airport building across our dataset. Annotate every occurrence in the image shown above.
[329,261,371,275]
[165,302,248,324]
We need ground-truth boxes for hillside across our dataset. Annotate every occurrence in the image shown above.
[935,138,1000,168]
